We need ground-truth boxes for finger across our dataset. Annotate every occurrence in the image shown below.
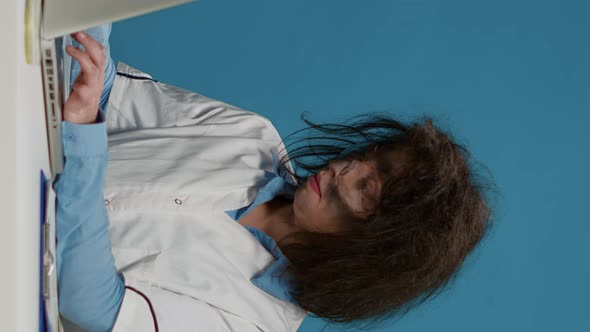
[70,31,105,66]
[70,31,105,68]
[66,45,98,78]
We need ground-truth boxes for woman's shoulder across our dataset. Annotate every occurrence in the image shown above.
[106,62,282,143]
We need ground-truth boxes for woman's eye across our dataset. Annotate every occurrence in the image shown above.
[360,180,371,192]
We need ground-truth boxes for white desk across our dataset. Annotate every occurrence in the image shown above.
[1,0,52,330]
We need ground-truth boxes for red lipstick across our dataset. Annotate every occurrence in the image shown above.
[310,173,321,197]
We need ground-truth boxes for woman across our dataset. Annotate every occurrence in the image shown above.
[56,25,495,331]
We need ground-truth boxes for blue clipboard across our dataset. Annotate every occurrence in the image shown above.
[40,170,61,332]
[40,171,47,332]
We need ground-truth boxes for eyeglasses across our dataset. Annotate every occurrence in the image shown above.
[331,159,380,216]
[337,159,355,177]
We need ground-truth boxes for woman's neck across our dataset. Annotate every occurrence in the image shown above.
[240,196,301,246]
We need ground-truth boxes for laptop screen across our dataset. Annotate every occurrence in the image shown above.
[42,0,196,39]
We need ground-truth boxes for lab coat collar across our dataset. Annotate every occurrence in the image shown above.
[225,172,298,303]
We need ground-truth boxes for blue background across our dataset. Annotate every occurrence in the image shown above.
[110,1,590,331]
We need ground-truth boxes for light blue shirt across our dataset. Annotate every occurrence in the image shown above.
[54,23,122,332]
[55,111,125,331]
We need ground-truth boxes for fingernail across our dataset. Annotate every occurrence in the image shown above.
[78,32,86,38]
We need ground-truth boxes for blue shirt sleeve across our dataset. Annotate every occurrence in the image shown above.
[54,110,125,331]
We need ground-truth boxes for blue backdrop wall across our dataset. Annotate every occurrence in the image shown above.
[110,1,589,331]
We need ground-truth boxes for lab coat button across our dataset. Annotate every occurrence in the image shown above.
[104,199,110,206]
[175,198,183,205]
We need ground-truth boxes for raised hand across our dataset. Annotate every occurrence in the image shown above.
[63,31,106,124]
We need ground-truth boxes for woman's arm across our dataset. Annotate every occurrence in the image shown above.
[54,31,124,331]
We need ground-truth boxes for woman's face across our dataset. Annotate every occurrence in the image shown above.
[292,158,383,233]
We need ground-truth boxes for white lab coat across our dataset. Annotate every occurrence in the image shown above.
[102,62,307,331]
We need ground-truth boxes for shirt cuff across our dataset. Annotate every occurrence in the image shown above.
[61,109,107,157]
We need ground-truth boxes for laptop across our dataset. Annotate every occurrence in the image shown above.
[37,0,196,176]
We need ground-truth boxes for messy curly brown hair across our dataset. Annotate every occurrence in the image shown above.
[275,112,498,329]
